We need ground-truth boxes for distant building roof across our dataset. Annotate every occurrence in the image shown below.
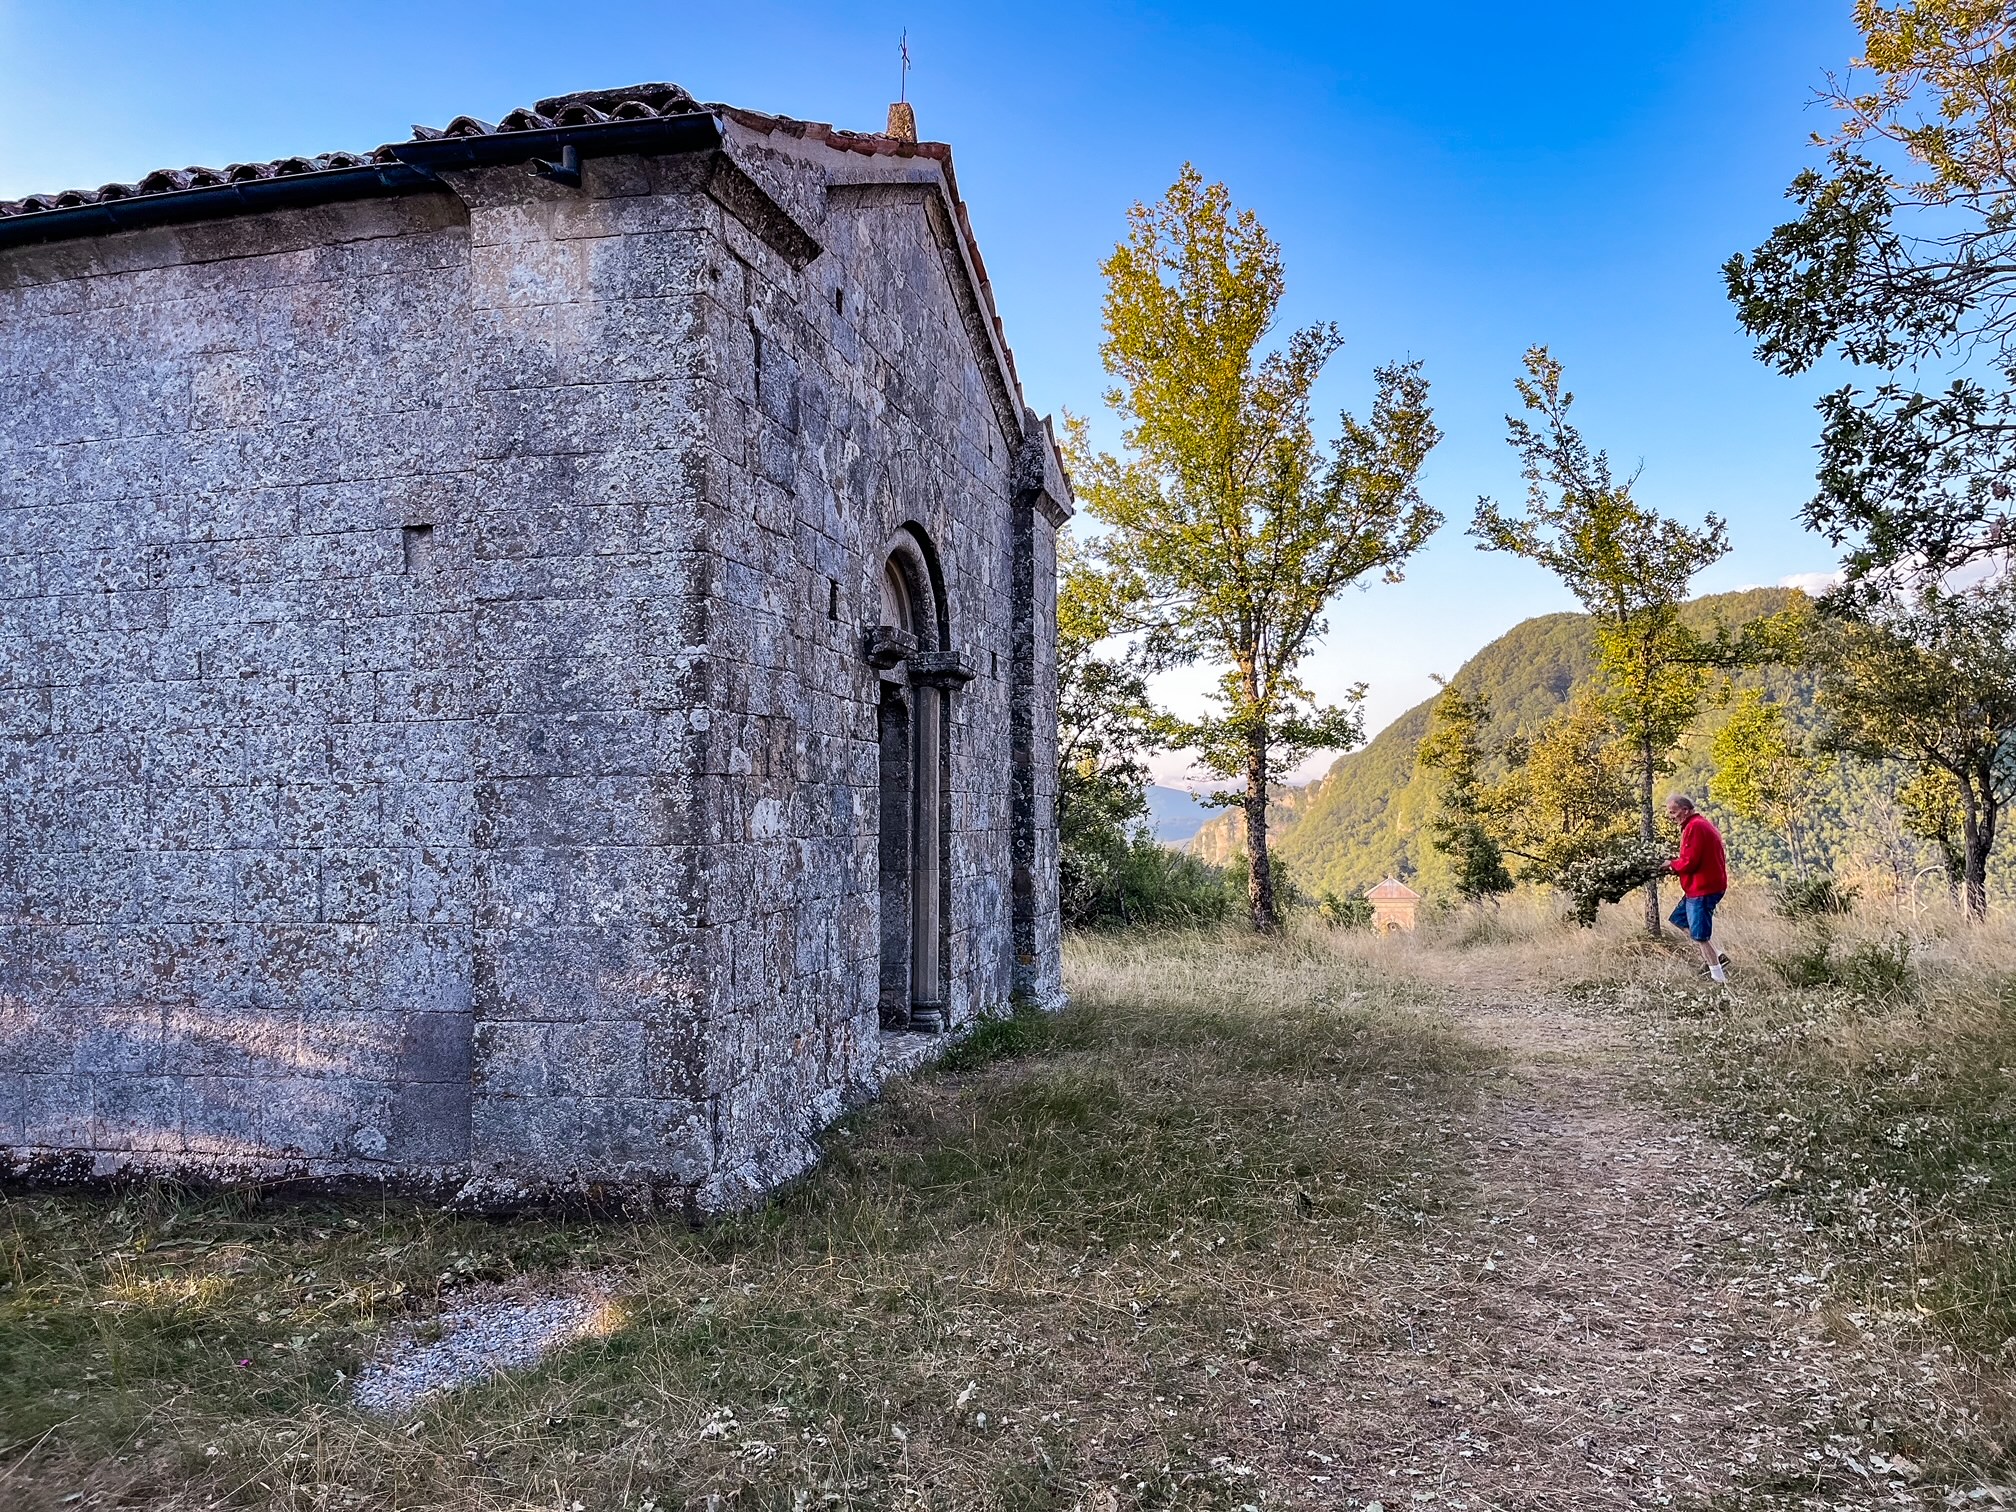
[1364,877,1421,901]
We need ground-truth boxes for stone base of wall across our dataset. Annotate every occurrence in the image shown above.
[0,1013,1042,1216]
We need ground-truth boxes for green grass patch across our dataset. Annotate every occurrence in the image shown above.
[0,929,1484,1511]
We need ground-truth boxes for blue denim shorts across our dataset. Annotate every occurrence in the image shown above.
[1669,891,1723,942]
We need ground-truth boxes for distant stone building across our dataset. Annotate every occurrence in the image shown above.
[0,84,1070,1212]
[1365,877,1421,934]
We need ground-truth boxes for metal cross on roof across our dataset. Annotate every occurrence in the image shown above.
[899,31,911,103]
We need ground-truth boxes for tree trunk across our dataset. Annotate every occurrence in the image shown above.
[1781,810,1808,882]
[1639,733,1661,938]
[1244,735,1277,933]
[1962,785,1992,922]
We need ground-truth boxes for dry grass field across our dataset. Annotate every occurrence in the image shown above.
[3,892,2013,1510]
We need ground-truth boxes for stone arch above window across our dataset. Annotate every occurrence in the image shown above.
[880,525,946,653]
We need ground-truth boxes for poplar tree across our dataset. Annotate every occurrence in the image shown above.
[1472,348,1729,936]
[1078,166,1443,932]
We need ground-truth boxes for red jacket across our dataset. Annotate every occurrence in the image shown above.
[1672,812,1728,897]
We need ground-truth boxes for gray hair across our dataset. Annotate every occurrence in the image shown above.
[1667,793,1696,814]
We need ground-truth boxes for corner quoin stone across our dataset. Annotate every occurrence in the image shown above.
[0,83,1071,1214]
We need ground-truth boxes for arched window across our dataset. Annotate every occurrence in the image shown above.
[873,530,955,1032]
[881,559,913,636]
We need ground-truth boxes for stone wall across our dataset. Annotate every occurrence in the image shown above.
[0,128,1065,1209]
[687,124,1036,1207]
[446,156,720,1207]
[0,194,484,1182]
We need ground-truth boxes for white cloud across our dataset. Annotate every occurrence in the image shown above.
[1779,570,1842,595]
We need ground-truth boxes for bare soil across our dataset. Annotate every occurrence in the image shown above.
[1282,985,1989,1510]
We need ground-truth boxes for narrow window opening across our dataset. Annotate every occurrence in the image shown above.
[402,523,434,574]
[750,319,764,387]
[990,650,997,678]
[833,287,845,315]
[828,578,840,621]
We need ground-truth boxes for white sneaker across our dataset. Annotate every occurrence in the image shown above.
[1709,963,1727,984]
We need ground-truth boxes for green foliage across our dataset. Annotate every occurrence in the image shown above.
[1073,165,1443,930]
[1056,529,1162,913]
[1224,849,1303,916]
[1471,347,1730,933]
[1765,926,1915,1003]
[1813,579,2016,918]
[1316,890,1373,930]
[1726,5,2016,587]
[1711,688,1828,879]
[1062,827,1232,932]
[1772,874,1860,921]
[1900,765,1969,894]
[1417,682,1514,904]
[1490,690,1640,889]
[1208,584,2016,911]
[1845,932,1918,1002]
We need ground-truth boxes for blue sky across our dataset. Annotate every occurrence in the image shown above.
[0,1,1858,780]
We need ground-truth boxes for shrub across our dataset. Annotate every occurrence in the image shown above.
[1316,890,1373,930]
[1773,874,1860,920]
[1844,932,1916,1002]
[1555,837,1671,927]
[1062,828,1231,930]
[1766,928,1917,1003]
[1770,929,1840,988]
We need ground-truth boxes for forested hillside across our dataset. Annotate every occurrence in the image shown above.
[1187,587,1974,901]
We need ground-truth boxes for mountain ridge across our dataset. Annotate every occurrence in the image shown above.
[1186,587,1821,896]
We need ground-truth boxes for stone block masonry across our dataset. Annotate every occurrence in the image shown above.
[0,84,1070,1212]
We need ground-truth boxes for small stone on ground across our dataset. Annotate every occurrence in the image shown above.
[350,1280,616,1416]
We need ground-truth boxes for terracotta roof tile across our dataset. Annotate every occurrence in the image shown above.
[0,82,946,223]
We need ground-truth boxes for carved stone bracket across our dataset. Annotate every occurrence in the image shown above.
[910,650,977,689]
[865,624,917,669]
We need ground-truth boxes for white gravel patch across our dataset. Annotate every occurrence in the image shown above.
[349,1280,619,1416]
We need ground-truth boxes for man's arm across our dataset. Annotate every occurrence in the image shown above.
[1671,820,1699,880]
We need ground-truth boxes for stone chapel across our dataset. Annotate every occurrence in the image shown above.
[0,83,1070,1212]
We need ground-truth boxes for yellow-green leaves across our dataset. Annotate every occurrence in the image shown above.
[1075,167,1444,929]
[1471,347,1729,930]
[1710,689,1828,880]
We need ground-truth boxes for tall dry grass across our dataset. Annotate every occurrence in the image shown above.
[1333,884,2016,1365]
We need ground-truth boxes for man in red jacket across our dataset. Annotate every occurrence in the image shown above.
[1666,794,1729,983]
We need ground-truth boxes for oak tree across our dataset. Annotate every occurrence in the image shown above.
[1488,691,1645,925]
[1814,577,2016,919]
[1727,2,2016,588]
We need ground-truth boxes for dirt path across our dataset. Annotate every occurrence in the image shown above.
[1297,988,1982,1511]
